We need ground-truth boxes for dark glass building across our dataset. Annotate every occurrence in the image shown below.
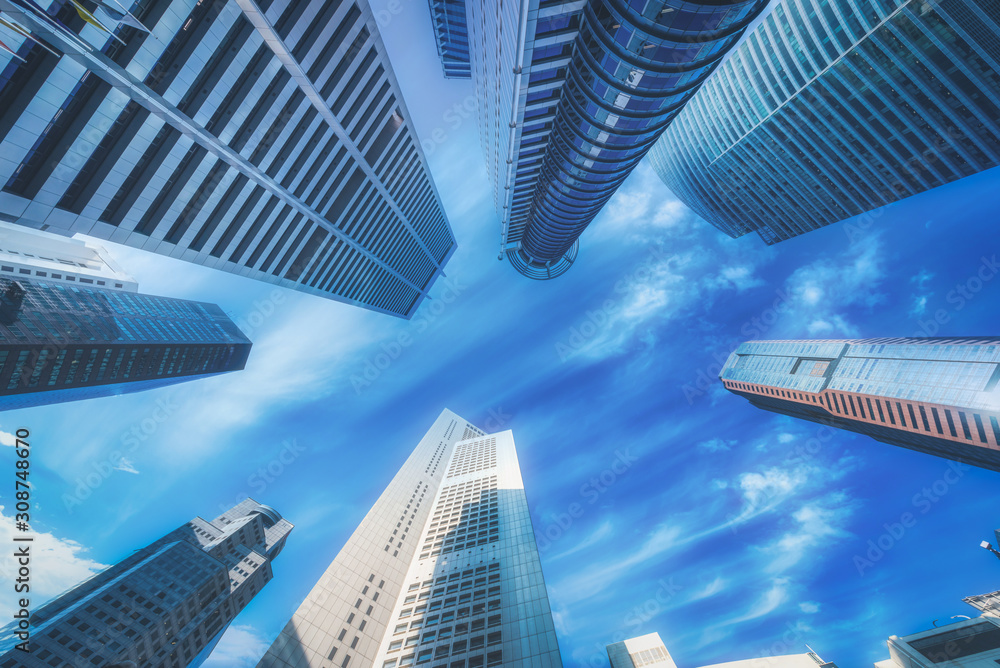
[428,0,471,78]
[469,0,767,279]
[648,0,1000,244]
[0,0,456,318]
[0,499,292,668]
[0,276,251,411]
[721,338,1000,472]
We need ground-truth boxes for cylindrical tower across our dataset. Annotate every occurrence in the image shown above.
[507,0,768,279]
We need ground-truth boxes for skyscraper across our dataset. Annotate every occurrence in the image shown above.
[0,498,292,668]
[877,584,1000,666]
[257,408,562,668]
[0,223,251,410]
[719,338,1000,472]
[607,633,678,668]
[606,632,838,668]
[648,0,1000,245]
[0,0,456,318]
[0,221,138,292]
[428,0,471,78]
[468,0,766,279]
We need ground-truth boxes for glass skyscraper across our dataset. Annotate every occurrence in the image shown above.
[720,338,1000,472]
[0,276,251,411]
[0,498,292,668]
[468,0,767,279]
[0,0,456,318]
[648,0,1000,244]
[428,0,471,78]
[257,408,562,668]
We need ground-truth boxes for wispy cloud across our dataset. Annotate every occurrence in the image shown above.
[114,458,140,475]
[778,233,886,338]
[551,519,614,561]
[698,438,735,453]
[200,624,270,668]
[0,507,108,618]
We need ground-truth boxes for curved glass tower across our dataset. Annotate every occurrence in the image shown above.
[469,0,767,279]
[648,0,1000,244]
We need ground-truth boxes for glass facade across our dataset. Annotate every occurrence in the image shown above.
[648,0,1000,244]
[469,0,767,279]
[720,337,1000,472]
[428,0,471,78]
[0,276,251,410]
[257,409,562,668]
[0,0,456,318]
[0,499,293,668]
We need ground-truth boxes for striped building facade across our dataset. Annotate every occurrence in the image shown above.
[648,0,1000,244]
[720,338,1000,472]
[469,0,766,279]
[0,0,456,318]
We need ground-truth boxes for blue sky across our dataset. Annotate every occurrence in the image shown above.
[2,1,1000,667]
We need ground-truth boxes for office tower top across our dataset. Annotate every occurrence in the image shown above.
[469,0,766,279]
[258,408,562,668]
[0,222,137,292]
[877,583,1000,667]
[607,633,678,668]
[0,273,251,411]
[428,0,471,78]
[720,338,1000,472]
[0,0,456,318]
[649,0,1000,245]
[0,498,292,668]
[607,633,837,668]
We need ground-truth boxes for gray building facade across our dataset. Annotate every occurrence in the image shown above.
[468,0,766,279]
[0,498,292,668]
[0,0,456,318]
[720,338,1000,472]
[257,408,562,668]
[649,0,1000,244]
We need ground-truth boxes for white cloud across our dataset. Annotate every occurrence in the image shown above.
[800,601,821,614]
[200,624,270,668]
[762,492,856,574]
[779,233,886,337]
[0,430,15,447]
[909,295,929,317]
[552,523,683,603]
[737,467,809,515]
[776,433,795,444]
[0,506,108,619]
[690,577,727,602]
[114,458,140,475]
[551,519,614,561]
[724,578,791,625]
[698,438,735,453]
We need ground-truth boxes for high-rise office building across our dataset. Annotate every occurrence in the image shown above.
[428,0,471,78]
[607,632,837,668]
[648,0,1000,245]
[0,220,251,410]
[0,0,456,318]
[719,338,1000,472]
[877,585,1000,667]
[607,633,678,668]
[257,408,562,668]
[468,0,766,279]
[0,221,138,292]
[0,498,292,668]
